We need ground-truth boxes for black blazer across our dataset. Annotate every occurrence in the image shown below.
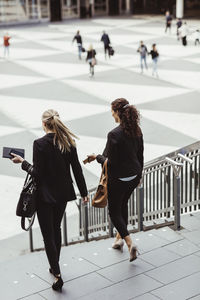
[96,125,144,179]
[22,133,88,204]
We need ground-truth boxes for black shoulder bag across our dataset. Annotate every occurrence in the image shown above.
[16,171,37,231]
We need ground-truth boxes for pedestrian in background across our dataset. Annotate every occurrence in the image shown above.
[194,29,200,46]
[3,32,11,58]
[72,30,83,60]
[87,98,144,262]
[11,109,88,292]
[137,41,148,74]
[165,11,172,33]
[179,22,189,46]
[176,18,182,40]
[101,31,111,59]
[149,44,159,78]
[86,44,96,77]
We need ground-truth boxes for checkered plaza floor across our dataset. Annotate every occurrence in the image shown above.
[0,16,200,240]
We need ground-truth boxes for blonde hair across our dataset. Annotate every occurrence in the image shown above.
[88,44,93,51]
[42,109,77,152]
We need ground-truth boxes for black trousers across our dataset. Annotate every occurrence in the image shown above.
[37,200,67,275]
[104,44,110,57]
[108,176,140,239]
[182,36,187,46]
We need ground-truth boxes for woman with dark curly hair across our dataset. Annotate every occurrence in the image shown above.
[87,98,144,262]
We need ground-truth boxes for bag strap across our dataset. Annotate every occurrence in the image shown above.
[102,159,108,177]
[21,213,36,231]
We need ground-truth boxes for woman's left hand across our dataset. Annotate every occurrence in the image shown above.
[11,153,24,164]
[82,196,89,203]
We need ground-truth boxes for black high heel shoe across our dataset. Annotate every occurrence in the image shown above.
[52,275,63,291]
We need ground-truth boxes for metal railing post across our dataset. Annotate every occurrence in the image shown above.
[84,203,89,242]
[29,226,34,252]
[137,185,144,231]
[63,212,68,246]
[174,175,181,230]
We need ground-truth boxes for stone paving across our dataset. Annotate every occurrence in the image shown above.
[0,16,200,241]
[1,212,200,300]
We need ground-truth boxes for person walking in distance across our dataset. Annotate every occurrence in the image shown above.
[11,109,88,292]
[86,98,144,262]
[72,30,83,59]
[176,18,182,40]
[86,44,96,77]
[137,41,148,74]
[194,29,200,46]
[178,22,189,46]
[149,44,159,77]
[165,11,172,33]
[3,32,11,58]
[101,31,111,59]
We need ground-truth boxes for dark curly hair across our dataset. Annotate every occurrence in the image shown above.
[111,98,142,137]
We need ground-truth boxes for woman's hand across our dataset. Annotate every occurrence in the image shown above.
[87,154,97,163]
[11,153,24,164]
[83,154,97,164]
[82,196,89,203]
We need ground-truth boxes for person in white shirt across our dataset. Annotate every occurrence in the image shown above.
[178,22,189,46]
[194,29,200,46]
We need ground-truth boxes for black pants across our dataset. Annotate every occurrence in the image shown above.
[108,176,140,239]
[104,44,110,57]
[89,62,94,75]
[37,200,67,275]
[165,23,171,33]
[182,36,187,46]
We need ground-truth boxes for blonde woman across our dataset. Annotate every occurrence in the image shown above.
[11,109,88,292]
[86,44,96,77]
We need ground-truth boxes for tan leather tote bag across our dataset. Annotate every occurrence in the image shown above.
[92,159,108,208]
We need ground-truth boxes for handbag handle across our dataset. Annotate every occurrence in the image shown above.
[21,213,36,231]
[102,159,108,177]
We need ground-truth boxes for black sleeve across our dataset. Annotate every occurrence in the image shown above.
[96,132,117,167]
[72,35,76,43]
[137,136,144,171]
[70,146,88,197]
[21,140,44,183]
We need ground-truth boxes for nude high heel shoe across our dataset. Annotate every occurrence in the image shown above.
[129,246,140,262]
[112,239,124,251]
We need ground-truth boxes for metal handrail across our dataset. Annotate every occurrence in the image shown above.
[29,141,200,252]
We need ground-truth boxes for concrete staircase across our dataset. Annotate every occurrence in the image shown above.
[1,212,200,300]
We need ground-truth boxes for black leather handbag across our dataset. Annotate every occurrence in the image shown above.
[16,171,37,231]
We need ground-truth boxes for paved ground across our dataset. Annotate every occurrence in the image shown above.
[0,16,200,240]
[1,212,200,300]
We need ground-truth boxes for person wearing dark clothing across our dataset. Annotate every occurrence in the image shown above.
[101,31,111,59]
[87,98,144,262]
[11,109,88,292]
[165,11,172,33]
[176,18,182,40]
[149,44,159,77]
[72,30,83,59]
[86,44,96,77]
[137,41,148,73]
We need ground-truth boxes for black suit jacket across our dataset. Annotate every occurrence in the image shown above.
[96,125,144,179]
[22,133,87,204]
